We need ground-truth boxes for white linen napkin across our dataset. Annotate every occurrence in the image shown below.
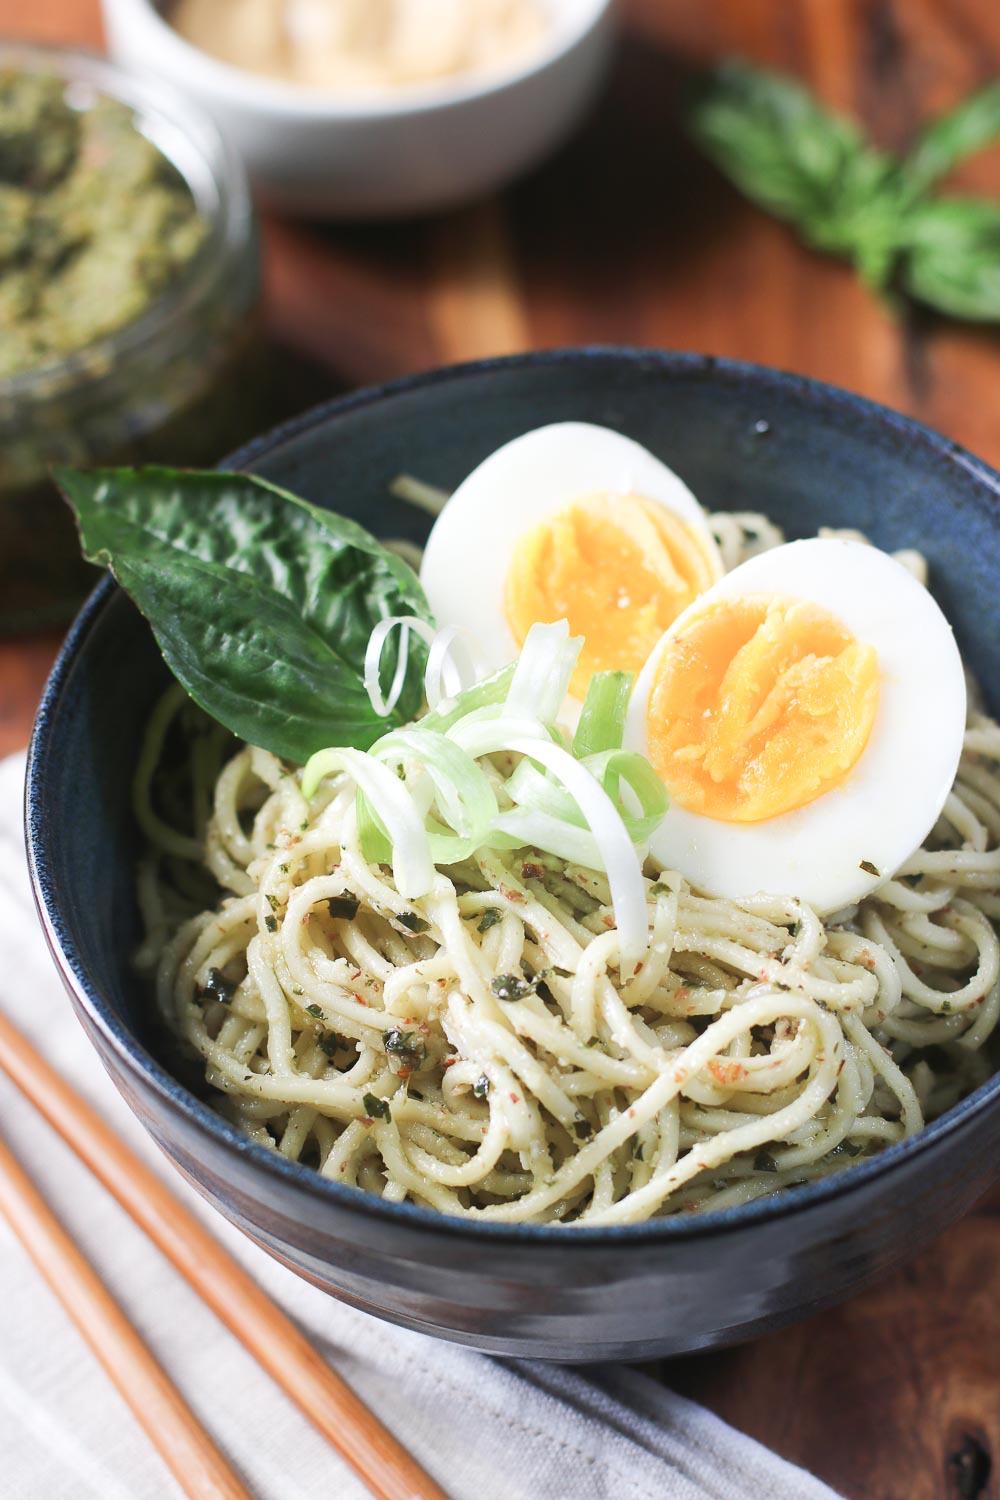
[0,751,840,1500]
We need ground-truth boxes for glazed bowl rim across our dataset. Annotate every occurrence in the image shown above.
[25,344,1000,1246]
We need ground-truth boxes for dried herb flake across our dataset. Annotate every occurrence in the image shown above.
[197,968,235,1005]
[491,973,535,1003]
[327,894,360,921]
[383,1028,428,1066]
[398,912,430,933]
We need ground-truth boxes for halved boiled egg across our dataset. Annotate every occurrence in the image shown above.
[625,537,967,912]
[420,423,723,701]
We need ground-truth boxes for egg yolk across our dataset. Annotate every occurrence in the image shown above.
[504,492,719,698]
[646,595,880,823]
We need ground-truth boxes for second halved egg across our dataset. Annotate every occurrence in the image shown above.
[419,422,723,701]
[625,537,967,913]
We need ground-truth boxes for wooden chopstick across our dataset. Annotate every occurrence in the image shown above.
[0,1132,254,1500]
[0,1013,450,1500]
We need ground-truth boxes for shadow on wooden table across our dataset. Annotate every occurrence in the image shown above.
[510,36,743,329]
[259,35,750,379]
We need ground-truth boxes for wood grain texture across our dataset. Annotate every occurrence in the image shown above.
[2,3,1000,1497]
[0,631,64,757]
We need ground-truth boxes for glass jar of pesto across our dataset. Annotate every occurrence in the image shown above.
[0,46,263,632]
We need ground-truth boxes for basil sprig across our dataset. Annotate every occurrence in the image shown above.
[687,60,1000,319]
[58,466,432,763]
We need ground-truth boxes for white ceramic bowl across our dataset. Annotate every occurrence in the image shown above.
[102,0,615,219]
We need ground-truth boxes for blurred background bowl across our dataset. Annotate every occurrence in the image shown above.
[25,347,1000,1362]
[101,0,617,218]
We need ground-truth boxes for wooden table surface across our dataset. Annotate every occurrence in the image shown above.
[4,3,1000,1497]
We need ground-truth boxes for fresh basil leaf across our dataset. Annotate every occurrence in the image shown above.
[687,60,869,230]
[57,466,432,763]
[686,60,1000,322]
[824,148,908,289]
[902,197,1000,320]
[904,81,1000,195]
[687,60,911,287]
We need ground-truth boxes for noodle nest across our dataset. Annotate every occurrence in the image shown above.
[137,514,1000,1225]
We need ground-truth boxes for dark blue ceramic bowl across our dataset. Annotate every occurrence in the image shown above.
[26,349,1000,1361]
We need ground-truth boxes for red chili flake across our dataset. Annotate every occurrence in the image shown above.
[673,1068,687,1085]
[398,1067,412,1081]
[628,1108,636,1119]
[442,1057,457,1069]
[353,993,368,1006]
[675,987,690,1002]
[520,861,544,880]
[634,962,644,974]
[708,1059,749,1085]
[509,1092,520,1104]
[499,884,525,903]
[602,915,615,929]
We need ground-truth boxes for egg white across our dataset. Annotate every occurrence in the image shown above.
[625,537,967,913]
[419,422,722,691]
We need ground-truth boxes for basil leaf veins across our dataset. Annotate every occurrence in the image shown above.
[57,465,432,763]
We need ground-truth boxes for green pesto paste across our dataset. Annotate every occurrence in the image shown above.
[0,69,206,380]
